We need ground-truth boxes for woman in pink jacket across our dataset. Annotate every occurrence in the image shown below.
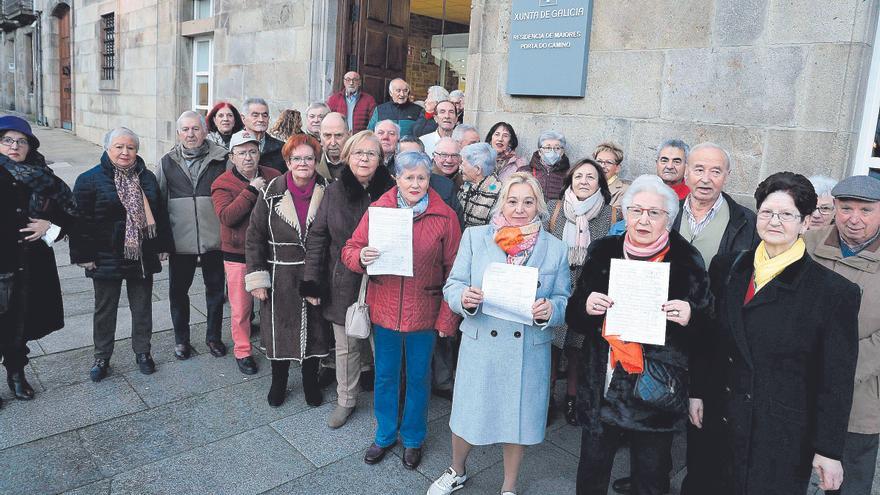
[341,151,462,471]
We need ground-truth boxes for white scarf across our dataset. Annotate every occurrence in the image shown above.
[562,187,604,265]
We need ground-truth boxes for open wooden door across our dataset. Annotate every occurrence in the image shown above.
[57,5,73,130]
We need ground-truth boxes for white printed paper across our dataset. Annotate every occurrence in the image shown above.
[367,207,413,277]
[481,262,539,325]
[605,258,669,345]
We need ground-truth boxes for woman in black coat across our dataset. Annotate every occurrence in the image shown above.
[566,175,711,495]
[691,172,860,494]
[0,116,77,405]
[70,127,173,382]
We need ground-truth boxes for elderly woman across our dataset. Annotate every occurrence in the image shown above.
[566,175,711,494]
[71,128,173,382]
[458,142,500,228]
[340,151,462,469]
[593,141,630,215]
[211,130,281,376]
[544,158,614,426]
[691,172,859,494]
[807,175,838,230]
[206,101,244,149]
[0,116,77,403]
[518,130,570,202]
[486,122,526,182]
[245,134,330,407]
[429,173,570,495]
[301,130,396,428]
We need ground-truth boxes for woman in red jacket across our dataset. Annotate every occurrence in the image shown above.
[341,151,462,470]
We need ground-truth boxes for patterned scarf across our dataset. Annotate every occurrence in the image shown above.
[623,230,671,260]
[492,212,541,265]
[752,238,805,292]
[397,188,430,217]
[113,164,156,260]
[562,188,604,265]
[0,153,78,219]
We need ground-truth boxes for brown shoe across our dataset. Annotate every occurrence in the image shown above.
[402,447,422,470]
[364,442,395,465]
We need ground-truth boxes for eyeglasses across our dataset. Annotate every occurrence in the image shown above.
[540,146,563,152]
[626,207,668,221]
[595,159,618,167]
[433,152,461,161]
[757,210,802,223]
[287,155,316,164]
[815,205,835,216]
[232,150,258,158]
[352,150,380,160]
[0,137,28,147]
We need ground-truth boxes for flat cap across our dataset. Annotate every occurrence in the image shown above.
[831,175,880,202]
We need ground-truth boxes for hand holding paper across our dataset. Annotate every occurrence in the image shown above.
[366,207,413,276]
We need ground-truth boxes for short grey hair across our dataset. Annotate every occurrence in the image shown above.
[103,127,140,151]
[656,139,690,160]
[538,130,566,149]
[426,85,449,102]
[688,142,732,170]
[375,119,400,135]
[243,97,269,114]
[452,124,478,143]
[394,151,433,177]
[809,175,838,197]
[461,142,496,177]
[388,78,409,93]
[306,101,330,114]
[620,175,680,231]
[176,110,206,131]
[449,90,465,100]
[397,135,424,152]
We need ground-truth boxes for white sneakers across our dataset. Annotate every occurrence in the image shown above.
[427,467,468,495]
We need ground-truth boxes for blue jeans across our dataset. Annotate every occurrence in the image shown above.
[373,324,436,448]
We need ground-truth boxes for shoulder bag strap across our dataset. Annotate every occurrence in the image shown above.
[358,274,369,304]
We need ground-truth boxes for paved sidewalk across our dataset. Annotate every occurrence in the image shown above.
[0,125,870,494]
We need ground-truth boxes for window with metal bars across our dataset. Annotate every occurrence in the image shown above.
[101,13,115,81]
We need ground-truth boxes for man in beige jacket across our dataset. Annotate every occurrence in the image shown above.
[805,175,880,495]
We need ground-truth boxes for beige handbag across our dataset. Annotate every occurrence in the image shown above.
[345,274,371,339]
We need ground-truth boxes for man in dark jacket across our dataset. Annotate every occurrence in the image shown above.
[156,111,230,361]
[242,97,285,173]
[316,112,350,182]
[367,78,423,137]
[326,71,377,133]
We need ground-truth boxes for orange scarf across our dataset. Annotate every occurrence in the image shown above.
[602,244,670,373]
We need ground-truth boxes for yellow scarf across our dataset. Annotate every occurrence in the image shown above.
[752,238,805,292]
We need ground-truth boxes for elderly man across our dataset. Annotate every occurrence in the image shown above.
[805,176,880,495]
[367,78,422,137]
[326,71,377,133]
[211,130,281,375]
[375,119,400,175]
[420,100,457,156]
[431,137,464,193]
[411,85,450,137]
[156,111,230,361]
[656,139,690,200]
[305,102,330,141]
[315,112,350,182]
[242,97,285,173]
[452,124,480,148]
[449,89,465,123]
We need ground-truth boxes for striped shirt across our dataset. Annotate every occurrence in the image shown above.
[683,193,725,237]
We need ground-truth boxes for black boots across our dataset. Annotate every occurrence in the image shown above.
[268,360,290,407]
[301,357,323,407]
[7,369,35,400]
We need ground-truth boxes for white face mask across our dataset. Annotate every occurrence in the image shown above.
[541,150,561,166]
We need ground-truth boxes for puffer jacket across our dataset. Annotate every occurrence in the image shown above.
[156,142,227,255]
[340,187,462,335]
[70,153,173,279]
[211,165,281,262]
[518,151,570,202]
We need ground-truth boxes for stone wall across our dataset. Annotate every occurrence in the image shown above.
[466,0,879,205]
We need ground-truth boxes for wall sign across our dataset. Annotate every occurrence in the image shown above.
[506,0,593,97]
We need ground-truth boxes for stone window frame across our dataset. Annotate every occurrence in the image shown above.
[193,0,213,20]
[98,10,119,92]
[854,14,880,176]
[191,36,213,115]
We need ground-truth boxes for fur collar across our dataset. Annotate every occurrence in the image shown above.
[263,172,326,238]
[339,163,395,202]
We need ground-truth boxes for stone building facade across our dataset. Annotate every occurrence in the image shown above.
[2,0,879,194]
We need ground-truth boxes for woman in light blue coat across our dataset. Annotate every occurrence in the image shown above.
[428,172,570,495]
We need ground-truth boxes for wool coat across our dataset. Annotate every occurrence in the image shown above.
[244,173,331,361]
[300,164,396,325]
[443,225,571,445]
[805,225,880,434]
[692,250,860,495]
[340,187,462,335]
[565,232,711,435]
[69,154,173,280]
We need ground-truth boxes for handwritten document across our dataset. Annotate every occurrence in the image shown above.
[367,207,413,277]
[605,258,669,345]
[481,262,539,325]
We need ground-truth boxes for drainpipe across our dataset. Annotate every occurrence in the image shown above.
[33,9,44,125]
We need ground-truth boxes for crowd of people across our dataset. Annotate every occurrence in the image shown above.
[0,70,878,495]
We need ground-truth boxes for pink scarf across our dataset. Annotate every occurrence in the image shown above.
[623,230,670,260]
[562,188,604,265]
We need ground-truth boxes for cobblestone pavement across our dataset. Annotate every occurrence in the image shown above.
[0,125,873,494]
